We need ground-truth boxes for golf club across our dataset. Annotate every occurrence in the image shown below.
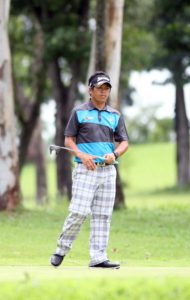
[49,144,118,165]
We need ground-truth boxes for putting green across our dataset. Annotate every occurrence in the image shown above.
[1,266,190,282]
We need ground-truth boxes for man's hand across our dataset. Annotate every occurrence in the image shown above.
[104,153,115,165]
[78,153,96,170]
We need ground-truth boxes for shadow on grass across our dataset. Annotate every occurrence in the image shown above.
[142,185,190,197]
[127,185,190,198]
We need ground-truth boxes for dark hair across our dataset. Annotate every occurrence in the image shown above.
[88,71,110,87]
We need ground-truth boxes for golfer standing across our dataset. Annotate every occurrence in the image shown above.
[51,71,128,269]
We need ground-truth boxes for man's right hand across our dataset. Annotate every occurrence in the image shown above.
[65,137,96,170]
[78,153,96,170]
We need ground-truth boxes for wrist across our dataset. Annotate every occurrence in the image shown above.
[77,151,85,160]
[113,151,119,159]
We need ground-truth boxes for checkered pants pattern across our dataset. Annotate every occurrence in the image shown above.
[55,163,116,266]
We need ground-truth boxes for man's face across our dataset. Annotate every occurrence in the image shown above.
[90,84,111,103]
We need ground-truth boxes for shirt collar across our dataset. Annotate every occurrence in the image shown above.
[87,100,112,112]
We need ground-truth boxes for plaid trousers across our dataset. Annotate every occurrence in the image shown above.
[55,163,116,266]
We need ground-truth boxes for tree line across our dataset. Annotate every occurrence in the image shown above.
[0,0,189,210]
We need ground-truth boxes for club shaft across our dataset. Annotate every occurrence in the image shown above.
[50,144,118,164]
[52,145,105,160]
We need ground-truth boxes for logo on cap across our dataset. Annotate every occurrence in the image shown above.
[89,74,112,87]
[97,76,110,82]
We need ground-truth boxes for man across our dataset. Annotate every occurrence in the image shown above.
[50,71,128,269]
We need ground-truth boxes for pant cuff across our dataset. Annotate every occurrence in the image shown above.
[89,256,108,267]
[55,247,68,256]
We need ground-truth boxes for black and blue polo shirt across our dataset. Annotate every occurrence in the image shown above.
[65,101,128,163]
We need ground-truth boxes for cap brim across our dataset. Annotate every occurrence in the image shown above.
[95,80,112,88]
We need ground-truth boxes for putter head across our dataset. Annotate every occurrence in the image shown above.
[49,145,60,155]
[49,145,54,154]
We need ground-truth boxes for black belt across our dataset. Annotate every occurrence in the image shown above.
[78,162,109,167]
[95,162,109,167]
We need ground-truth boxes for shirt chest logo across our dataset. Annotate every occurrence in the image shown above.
[84,116,94,121]
[108,117,114,123]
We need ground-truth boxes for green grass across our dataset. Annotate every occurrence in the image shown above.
[120,142,176,192]
[0,198,190,267]
[1,275,190,300]
[1,142,190,299]
[20,159,57,202]
[1,269,190,300]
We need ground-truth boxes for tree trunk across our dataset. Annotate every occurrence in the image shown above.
[48,1,90,200]
[175,80,190,186]
[30,118,48,204]
[95,0,106,70]
[85,31,96,100]
[114,165,125,209]
[105,0,124,109]
[94,0,125,209]
[49,60,72,199]
[14,17,46,171]
[18,101,41,170]
[0,0,20,210]
[106,0,125,208]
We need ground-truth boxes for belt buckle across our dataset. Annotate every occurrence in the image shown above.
[97,162,106,167]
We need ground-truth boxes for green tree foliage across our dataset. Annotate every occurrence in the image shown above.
[126,106,174,144]
[150,118,174,143]
[121,0,157,93]
[122,0,157,71]
[149,0,190,186]
[119,0,159,109]
[10,0,92,197]
[150,0,190,82]
[10,0,91,88]
[9,16,35,100]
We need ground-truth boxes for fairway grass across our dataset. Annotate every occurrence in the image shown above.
[1,267,190,300]
[1,143,190,299]
[1,266,190,282]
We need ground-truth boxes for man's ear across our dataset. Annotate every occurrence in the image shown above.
[89,87,92,96]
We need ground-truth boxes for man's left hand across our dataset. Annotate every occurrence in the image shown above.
[104,153,115,165]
